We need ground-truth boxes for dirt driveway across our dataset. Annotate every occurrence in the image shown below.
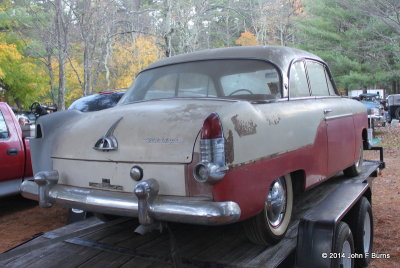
[0,127,399,267]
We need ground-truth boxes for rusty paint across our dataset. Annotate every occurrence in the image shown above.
[224,130,234,164]
[266,114,281,126]
[231,114,257,137]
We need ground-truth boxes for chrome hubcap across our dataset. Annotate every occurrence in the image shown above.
[364,212,371,253]
[266,178,286,227]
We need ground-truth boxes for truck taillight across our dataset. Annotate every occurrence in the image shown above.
[194,113,228,184]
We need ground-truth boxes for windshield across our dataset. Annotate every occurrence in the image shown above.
[119,59,281,104]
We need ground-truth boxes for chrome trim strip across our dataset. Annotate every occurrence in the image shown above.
[324,113,353,121]
[20,178,241,226]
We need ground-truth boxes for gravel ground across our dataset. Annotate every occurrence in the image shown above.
[0,126,399,267]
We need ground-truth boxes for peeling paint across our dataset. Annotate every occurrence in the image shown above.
[224,130,234,163]
[266,114,281,126]
[231,114,257,137]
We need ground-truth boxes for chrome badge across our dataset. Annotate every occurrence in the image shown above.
[93,117,123,151]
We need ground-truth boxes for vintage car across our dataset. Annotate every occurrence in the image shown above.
[21,46,368,245]
[359,93,385,127]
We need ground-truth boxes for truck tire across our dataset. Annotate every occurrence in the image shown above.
[348,197,373,268]
[243,174,293,245]
[344,139,363,177]
[332,222,354,268]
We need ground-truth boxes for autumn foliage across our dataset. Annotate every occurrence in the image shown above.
[235,31,260,46]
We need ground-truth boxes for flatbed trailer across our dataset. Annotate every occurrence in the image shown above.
[0,158,384,268]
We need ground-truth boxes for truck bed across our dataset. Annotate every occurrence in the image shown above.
[0,160,382,268]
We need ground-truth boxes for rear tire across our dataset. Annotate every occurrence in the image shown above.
[332,222,355,268]
[348,197,373,267]
[344,138,363,177]
[243,174,293,245]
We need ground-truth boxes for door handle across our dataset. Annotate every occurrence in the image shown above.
[324,109,333,114]
[7,148,19,156]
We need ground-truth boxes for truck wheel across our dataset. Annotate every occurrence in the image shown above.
[349,197,373,268]
[243,174,293,245]
[344,139,363,177]
[332,222,354,268]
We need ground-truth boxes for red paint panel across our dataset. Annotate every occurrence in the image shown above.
[326,116,356,176]
[0,103,25,182]
[213,120,329,221]
[212,112,367,221]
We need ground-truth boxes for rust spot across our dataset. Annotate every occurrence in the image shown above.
[266,114,281,126]
[231,114,257,137]
[224,130,234,163]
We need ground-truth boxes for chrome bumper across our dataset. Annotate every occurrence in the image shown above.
[20,170,241,226]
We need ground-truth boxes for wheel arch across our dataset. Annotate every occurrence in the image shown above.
[362,128,369,149]
[290,170,306,198]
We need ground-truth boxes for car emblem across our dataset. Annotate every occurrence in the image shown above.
[93,117,123,151]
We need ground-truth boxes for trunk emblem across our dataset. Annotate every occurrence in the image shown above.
[93,117,123,151]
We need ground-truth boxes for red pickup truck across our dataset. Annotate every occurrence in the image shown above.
[0,102,33,197]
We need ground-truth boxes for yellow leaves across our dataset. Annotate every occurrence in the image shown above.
[109,35,162,89]
[0,43,23,61]
[235,31,260,46]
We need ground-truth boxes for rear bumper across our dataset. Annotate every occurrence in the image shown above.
[20,170,241,226]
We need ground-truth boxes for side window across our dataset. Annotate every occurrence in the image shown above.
[306,61,330,96]
[0,111,10,139]
[324,68,337,96]
[289,61,310,98]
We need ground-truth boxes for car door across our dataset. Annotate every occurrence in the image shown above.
[0,106,24,182]
[288,60,328,186]
[305,61,356,177]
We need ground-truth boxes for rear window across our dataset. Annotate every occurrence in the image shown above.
[69,91,125,112]
[119,59,282,104]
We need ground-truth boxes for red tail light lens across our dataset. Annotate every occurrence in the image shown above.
[201,113,222,139]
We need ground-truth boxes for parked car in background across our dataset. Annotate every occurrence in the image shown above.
[68,89,127,112]
[0,102,33,197]
[21,46,367,245]
[387,94,400,121]
[359,93,386,127]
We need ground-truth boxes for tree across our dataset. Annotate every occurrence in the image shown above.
[235,31,260,46]
[292,0,400,93]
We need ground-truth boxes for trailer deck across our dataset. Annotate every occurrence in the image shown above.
[0,160,383,268]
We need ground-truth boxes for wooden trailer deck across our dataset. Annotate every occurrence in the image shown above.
[0,161,382,268]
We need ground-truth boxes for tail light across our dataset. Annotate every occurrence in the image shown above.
[194,113,228,183]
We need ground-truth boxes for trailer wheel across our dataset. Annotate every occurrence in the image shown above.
[349,197,373,267]
[332,222,355,268]
[344,139,363,177]
[243,174,293,245]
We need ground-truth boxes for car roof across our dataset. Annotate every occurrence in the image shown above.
[143,46,323,76]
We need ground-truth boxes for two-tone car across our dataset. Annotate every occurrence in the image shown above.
[21,46,368,245]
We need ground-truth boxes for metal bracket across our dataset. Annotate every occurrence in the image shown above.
[134,179,159,225]
[34,170,59,208]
